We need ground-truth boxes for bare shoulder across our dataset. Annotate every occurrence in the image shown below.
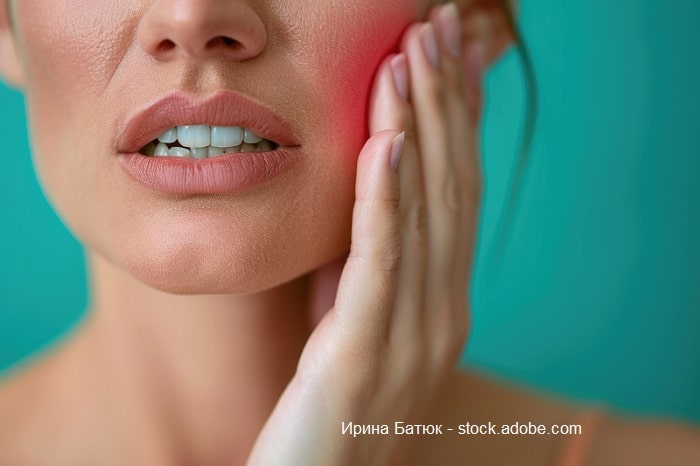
[0,354,60,465]
[0,334,100,466]
[407,369,572,466]
[405,370,482,466]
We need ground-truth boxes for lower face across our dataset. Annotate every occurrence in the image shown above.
[12,0,431,294]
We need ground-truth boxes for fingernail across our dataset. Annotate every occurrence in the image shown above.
[437,3,462,58]
[390,54,409,101]
[420,23,440,69]
[390,132,405,174]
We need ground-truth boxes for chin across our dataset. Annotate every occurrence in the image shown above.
[112,221,351,296]
[119,238,298,295]
[83,187,354,295]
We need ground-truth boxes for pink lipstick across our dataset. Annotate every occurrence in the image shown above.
[116,90,301,195]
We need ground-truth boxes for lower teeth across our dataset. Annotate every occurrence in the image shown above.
[140,140,275,158]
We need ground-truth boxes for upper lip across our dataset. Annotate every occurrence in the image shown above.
[116,90,300,153]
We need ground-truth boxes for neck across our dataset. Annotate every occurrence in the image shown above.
[79,252,312,465]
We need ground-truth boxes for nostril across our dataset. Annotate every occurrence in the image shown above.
[157,39,176,53]
[208,36,243,50]
[138,1,266,61]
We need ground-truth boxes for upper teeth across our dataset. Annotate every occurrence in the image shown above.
[140,125,276,158]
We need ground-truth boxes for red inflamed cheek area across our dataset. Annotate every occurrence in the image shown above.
[301,3,416,165]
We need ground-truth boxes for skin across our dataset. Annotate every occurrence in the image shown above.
[0,1,698,465]
[6,0,416,295]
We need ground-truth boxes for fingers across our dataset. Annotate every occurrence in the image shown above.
[400,4,475,364]
[430,4,481,305]
[404,22,459,304]
[333,129,405,355]
[369,54,412,135]
[334,2,479,372]
[370,53,429,348]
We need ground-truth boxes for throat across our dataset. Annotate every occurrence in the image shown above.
[83,253,313,464]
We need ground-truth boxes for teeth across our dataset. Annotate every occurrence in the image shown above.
[169,147,191,158]
[177,125,211,148]
[243,129,263,144]
[191,147,209,159]
[258,140,273,152]
[154,143,169,157]
[208,146,240,158]
[140,125,278,158]
[211,126,244,148]
[225,146,241,154]
[142,142,157,156]
[158,128,178,144]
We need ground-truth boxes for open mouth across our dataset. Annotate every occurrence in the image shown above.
[118,90,300,194]
[139,125,280,159]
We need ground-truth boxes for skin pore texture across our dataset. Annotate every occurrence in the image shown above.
[12,1,417,295]
[1,1,509,464]
[2,0,699,465]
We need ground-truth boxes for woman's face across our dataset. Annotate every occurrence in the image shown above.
[9,0,436,294]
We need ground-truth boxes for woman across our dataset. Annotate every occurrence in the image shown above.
[0,0,698,464]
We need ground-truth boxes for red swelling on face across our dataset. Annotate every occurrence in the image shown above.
[282,2,417,165]
[9,0,420,294]
[281,2,421,166]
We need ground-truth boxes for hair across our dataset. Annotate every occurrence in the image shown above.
[492,0,538,263]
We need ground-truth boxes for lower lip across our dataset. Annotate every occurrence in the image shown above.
[118,148,299,195]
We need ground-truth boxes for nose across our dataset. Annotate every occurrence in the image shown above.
[137,0,267,61]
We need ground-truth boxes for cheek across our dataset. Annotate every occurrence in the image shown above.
[16,1,134,97]
[11,0,421,293]
[294,1,417,164]
[15,1,136,224]
[16,0,134,138]
[15,0,139,132]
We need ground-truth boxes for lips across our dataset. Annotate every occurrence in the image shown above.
[115,90,302,195]
[116,90,300,154]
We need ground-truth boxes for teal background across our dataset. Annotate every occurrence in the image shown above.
[2,1,699,423]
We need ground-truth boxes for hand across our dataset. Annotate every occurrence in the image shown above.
[247,4,480,465]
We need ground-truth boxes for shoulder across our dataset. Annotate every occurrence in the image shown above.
[0,338,96,466]
[405,370,481,466]
[407,369,569,466]
[0,356,58,465]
